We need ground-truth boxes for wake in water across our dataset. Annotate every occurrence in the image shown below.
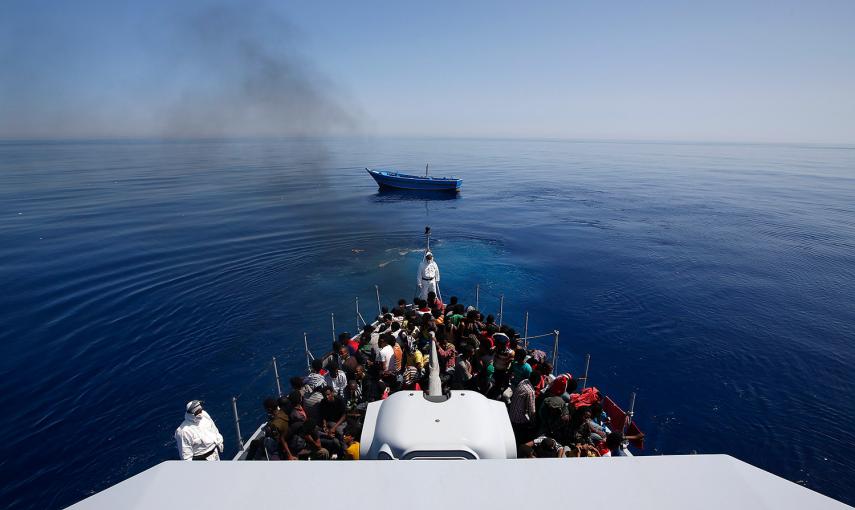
[377,245,437,268]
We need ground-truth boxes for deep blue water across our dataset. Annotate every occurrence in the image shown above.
[1,138,854,508]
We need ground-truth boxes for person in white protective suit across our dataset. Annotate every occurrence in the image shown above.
[175,400,224,461]
[417,251,440,301]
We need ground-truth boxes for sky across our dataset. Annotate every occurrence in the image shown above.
[1,0,854,143]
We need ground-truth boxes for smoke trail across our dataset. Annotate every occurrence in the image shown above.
[0,2,358,139]
[163,3,358,138]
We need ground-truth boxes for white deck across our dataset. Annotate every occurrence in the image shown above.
[68,455,851,509]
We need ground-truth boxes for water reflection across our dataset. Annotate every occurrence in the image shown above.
[372,188,461,202]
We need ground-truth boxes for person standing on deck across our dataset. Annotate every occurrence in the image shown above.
[417,252,440,301]
[175,400,224,461]
[509,371,541,444]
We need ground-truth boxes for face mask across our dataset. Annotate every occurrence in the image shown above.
[193,413,203,423]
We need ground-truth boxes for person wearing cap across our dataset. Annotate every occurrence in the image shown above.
[175,400,224,461]
[416,251,440,301]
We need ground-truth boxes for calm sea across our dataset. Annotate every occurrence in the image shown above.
[0,138,853,508]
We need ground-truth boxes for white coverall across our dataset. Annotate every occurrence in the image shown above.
[417,253,440,301]
[175,410,224,461]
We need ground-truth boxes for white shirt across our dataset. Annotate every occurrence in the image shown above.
[175,411,223,460]
[377,344,394,372]
[324,371,348,397]
[303,372,327,392]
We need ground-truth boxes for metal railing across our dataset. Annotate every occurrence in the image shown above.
[226,281,638,454]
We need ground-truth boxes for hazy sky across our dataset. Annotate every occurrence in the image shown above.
[2,0,854,143]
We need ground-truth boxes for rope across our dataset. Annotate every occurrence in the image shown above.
[474,286,504,301]
[522,331,555,340]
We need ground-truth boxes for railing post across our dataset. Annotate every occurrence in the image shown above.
[475,284,480,310]
[304,332,311,372]
[551,330,560,371]
[498,294,504,326]
[523,311,529,350]
[232,396,244,450]
[624,391,637,435]
[582,353,591,389]
[375,285,382,315]
[272,356,282,397]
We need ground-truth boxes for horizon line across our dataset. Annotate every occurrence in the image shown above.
[0,134,853,149]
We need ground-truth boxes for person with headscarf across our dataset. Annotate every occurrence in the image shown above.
[175,400,224,460]
[545,373,577,401]
[417,251,440,301]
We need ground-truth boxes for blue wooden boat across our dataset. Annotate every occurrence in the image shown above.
[366,167,462,191]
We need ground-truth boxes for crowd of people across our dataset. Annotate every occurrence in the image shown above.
[243,290,643,461]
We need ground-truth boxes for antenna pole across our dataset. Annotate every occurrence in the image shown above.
[356,297,360,331]
[331,313,336,343]
[428,338,442,396]
[232,396,243,450]
[425,163,429,177]
[498,294,504,326]
[272,356,282,397]
[552,330,560,371]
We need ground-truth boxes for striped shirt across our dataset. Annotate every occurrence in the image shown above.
[509,379,536,424]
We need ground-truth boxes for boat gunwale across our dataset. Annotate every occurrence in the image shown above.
[366,167,462,183]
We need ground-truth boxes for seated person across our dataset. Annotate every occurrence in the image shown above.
[509,349,532,387]
[568,406,595,445]
[246,397,296,460]
[401,366,422,390]
[601,431,644,456]
[564,443,601,458]
[344,378,364,407]
[443,296,459,318]
[416,299,431,313]
[426,290,444,312]
[287,390,307,431]
[318,421,345,458]
[343,429,361,460]
[531,436,562,458]
[324,361,348,397]
[303,359,327,392]
[289,420,330,460]
[545,373,577,402]
[391,298,408,317]
[517,444,536,459]
[319,387,347,435]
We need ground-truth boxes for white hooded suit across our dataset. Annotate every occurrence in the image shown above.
[417,252,440,301]
[175,410,224,460]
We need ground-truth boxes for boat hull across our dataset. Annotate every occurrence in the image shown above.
[367,168,461,191]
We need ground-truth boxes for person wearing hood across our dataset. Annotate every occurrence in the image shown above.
[417,251,440,301]
[175,400,224,461]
